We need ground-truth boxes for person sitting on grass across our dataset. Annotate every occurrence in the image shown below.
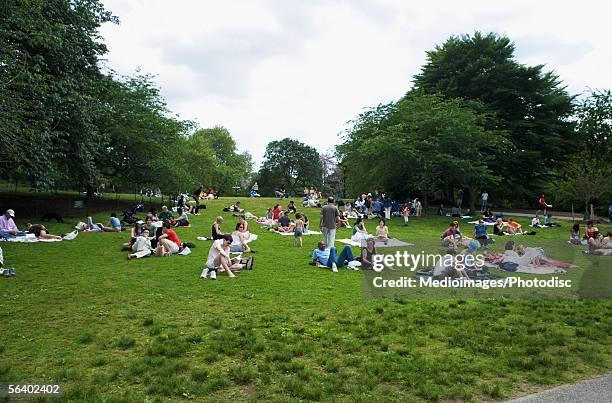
[586,234,612,255]
[147,208,159,222]
[0,209,26,239]
[583,221,598,240]
[200,234,253,280]
[287,200,297,214]
[531,214,543,228]
[127,229,153,259]
[309,241,356,273]
[505,218,522,234]
[351,217,369,244]
[374,219,389,245]
[212,216,224,240]
[173,208,190,227]
[569,223,581,245]
[440,221,461,246]
[360,238,378,270]
[158,206,174,224]
[238,215,249,234]
[294,213,305,247]
[228,201,242,212]
[277,211,293,233]
[337,210,350,229]
[272,204,283,221]
[230,223,253,253]
[155,223,181,256]
[122,220,146,250]
[24,223,62,240]
[473,219,489,246]
[482,208,494,222]
[493,218,506,236]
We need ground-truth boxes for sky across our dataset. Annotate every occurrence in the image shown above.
[99,0,612,167]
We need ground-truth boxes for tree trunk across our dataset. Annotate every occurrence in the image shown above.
[422,193,428,212]
[86,184,95,200]
[464,185,475,213]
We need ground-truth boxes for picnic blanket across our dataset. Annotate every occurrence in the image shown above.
[197,234,258,243]
[468,220,505,226]
[338,238,413,248]
[486,252,575,274]
[1,231,79,243]
[277,230,322,236]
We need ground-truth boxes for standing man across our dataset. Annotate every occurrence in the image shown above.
[320,197,339,249]
[481,190,489,212]
[382,193,392,220]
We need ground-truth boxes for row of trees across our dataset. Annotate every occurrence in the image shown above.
[337,32,612,212]
[0,0,252,196]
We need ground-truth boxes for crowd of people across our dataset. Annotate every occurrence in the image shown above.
[1,188,610,281]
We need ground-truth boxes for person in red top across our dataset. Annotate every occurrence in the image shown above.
[156,223,181,256]
[272,204,283,221]
[539,195,552,214]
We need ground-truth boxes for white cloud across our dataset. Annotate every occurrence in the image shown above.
[99,0,612,166]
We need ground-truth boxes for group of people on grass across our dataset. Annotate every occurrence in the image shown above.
[0,209,63,240]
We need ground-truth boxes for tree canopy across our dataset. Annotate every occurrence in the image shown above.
[413,32,575,204]
[257,138,323,196]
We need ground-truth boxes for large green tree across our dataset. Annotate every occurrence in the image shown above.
[413,32,575,206]
[552,90,612,216]
[337,93,506,210]
[258,138,323,196]
[0,0,117,191]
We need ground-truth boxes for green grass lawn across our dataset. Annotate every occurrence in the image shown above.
[0,197,610,401]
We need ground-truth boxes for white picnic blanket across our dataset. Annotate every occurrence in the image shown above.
[277,230,322,236]
[337,238,414,248]
[2,231,79,243]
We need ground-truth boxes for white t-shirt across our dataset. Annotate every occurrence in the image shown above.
[482,192,489,201]
[207,239,228,267]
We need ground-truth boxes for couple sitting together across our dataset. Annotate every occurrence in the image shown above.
[309,238,379,272]
[127,222,184,259]
[200,234,254,280]
[0,209,63,240]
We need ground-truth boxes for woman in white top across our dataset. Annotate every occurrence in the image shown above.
[230,223,251,253]
[351,217,369,244]
[374,219,389,245]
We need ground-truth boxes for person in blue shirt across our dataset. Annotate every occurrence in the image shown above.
[310,241,355,273]
[473,219,489,246]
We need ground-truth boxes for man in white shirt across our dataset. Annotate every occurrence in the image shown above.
[481,191,489,211]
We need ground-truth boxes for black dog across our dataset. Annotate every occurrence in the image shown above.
[41,212,64,223]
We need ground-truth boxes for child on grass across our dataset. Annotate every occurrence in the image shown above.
[294,213,304,247]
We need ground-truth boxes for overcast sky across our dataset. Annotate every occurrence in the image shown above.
[99,0,612,166]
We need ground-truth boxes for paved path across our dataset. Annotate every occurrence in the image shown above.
[506,372,612,403]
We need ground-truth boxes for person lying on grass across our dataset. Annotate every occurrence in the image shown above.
[277,211,293,233]
[359,238,378,270]
[230,223,253,253]
[374,219,389,245]
[24,223,62,240]
[155,223,181,257]
[85,213,123,232]
[294,213,305,247]
[309,241,356,273]
[128,229,153,259]
[200,234,253,280]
